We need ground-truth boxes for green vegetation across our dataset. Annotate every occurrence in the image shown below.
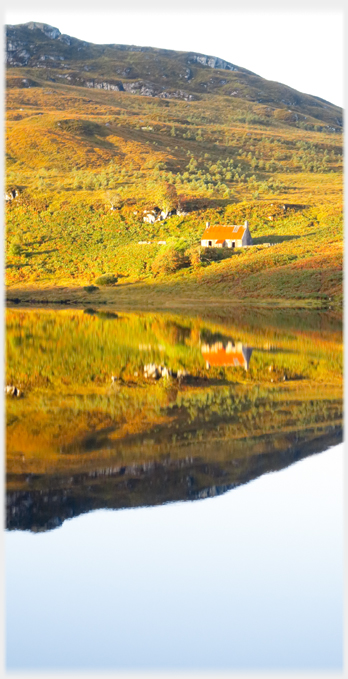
[94,273,118,286]
[5,24,343,305]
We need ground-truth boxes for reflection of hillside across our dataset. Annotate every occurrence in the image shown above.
[6,308,343,532]
[202,341,252,369]
[6,425,342,532]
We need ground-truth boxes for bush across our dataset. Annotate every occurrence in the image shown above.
[185,245,202,269]
[200,247,234,264]
[83,285,99,292]
[10,243,22,256]
[95,274,118,286]
[151,248,189,276]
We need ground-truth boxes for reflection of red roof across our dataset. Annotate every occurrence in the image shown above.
[202,224,246,241]
[201,342,248,368]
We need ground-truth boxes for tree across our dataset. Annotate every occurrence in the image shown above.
[105,191,122,210]
[151,182,178,214]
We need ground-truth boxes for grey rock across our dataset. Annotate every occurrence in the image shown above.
[58,34,71,45]
[116,67,132,77]
[25,22,61,40]
[84,79,123,91]
[188,53,239,71]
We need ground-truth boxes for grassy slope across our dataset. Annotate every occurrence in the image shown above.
[5,28,343,306]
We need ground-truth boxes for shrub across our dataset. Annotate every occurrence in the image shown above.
[95,274,118,286]
[10,243,22,256]
[83,285,99,292]
[151,248,189,276]
[185,245,202,269]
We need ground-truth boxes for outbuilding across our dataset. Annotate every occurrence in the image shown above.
[201,220,252,248]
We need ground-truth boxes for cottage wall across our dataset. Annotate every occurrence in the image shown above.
[201,224,253,249]
[242,226,253,246]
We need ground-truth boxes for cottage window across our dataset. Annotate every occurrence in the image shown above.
[232,242,235,248]
[208,240,212,246]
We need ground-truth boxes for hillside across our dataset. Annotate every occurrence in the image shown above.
[5,22,343,306]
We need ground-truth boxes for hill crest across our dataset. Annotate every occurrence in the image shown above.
[6,21,342,125]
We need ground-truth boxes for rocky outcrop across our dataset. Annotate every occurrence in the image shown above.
[179,68,192,80]
[116,67,133,77]
[38,54,65,62]
[123,80,160,96]
[6,23,77,68]
[159,89,195,101]
[25,22,61,40]
[187,53,239,71]
[6,23,62,65]
[6,47,31,66]
[85,79,124,91]
[58,34,71,46]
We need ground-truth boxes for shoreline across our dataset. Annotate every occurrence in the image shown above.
[5,285,339,312]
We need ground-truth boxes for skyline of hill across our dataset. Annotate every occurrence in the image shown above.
[6,21,342,127]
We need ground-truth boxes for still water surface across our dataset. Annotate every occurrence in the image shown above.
[5,306,343,671]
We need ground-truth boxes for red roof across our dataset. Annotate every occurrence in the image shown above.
[202,224,246,241]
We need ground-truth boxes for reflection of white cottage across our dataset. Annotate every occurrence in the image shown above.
[5,189,19,201]
[201,341,252,370]
[201,220,253,248]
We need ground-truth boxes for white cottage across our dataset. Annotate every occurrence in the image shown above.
[201,220,253,248]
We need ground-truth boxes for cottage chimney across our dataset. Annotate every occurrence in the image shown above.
[206,221,210,228]
[244,220,249,228]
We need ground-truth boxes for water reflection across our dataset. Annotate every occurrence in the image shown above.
[202,341,252,369]
[7,426,341,533]
[6,307,343,532]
